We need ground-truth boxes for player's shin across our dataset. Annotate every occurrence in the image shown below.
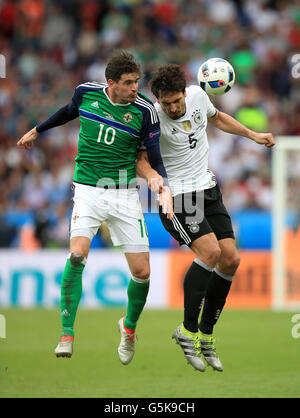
[183,259,213,332]
[124,277,150,331]
[60,254,86,338]
[199,268,233,335]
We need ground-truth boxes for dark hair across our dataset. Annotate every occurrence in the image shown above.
[150,64,186,98]
[105,50,142,82]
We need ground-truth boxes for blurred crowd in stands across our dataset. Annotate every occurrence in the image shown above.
[0,0,299,248]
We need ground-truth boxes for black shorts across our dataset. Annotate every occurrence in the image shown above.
[159,184,235,246]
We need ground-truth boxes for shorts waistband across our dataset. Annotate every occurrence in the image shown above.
[73,180,139,190]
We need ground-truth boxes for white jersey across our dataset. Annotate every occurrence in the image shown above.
[155,85,217,196]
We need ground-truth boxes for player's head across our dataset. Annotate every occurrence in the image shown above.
[105,50,142,104]
[150,64,187,120]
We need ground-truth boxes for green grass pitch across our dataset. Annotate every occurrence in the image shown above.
[0,308,299,398]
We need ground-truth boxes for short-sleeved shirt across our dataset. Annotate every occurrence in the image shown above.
[155,85,217,196]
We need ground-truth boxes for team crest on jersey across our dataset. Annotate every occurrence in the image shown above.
[123,112,133,123]
[188,221,200,233]
[193,109,203,125]
[182,120,192,132]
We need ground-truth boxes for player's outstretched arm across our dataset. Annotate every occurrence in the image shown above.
[17,102,79,150]
[208,109,275,148]
[17,126,39,150]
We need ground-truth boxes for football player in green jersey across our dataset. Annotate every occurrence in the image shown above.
[17,51,172,364]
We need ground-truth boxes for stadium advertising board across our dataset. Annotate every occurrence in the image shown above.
[0,250,166,308]
[168,251,273,309]
[1,249,299,309]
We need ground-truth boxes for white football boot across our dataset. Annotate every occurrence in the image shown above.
[54,335,74,358]
[200,333,223,371]
[172,324,206,372]
[117,317,136,365]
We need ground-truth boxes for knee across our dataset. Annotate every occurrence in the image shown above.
[219,251,240,273]
[206,245,222,267]
[132,266,150,281]
[193,243,221,267]
[229,252,240,271]
[70,237,90,260]
[69,252,87,267]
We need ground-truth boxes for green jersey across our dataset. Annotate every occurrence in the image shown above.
[71,81,161,187]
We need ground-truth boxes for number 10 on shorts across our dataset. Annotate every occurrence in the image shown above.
[138,219,148,238]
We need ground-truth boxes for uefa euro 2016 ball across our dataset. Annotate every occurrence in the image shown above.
[197,58,235,96]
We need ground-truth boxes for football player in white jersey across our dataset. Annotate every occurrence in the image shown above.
[140,64,274,372]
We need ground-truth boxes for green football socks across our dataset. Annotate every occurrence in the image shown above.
[124,277,150,331]
[60,257,86,338]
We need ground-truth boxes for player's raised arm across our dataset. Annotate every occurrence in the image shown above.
[17,99,79,149]
[17,126,39,149]
[208,109,275,148]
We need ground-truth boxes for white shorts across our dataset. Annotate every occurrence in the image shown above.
[70,182,149,252]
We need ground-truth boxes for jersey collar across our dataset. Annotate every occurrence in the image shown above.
[103,87,132,107]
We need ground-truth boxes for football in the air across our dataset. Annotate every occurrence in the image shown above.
[197,58,235,95]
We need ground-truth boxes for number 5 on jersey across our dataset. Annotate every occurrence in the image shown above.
[97,124,116,145]
[188,132,197,149]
